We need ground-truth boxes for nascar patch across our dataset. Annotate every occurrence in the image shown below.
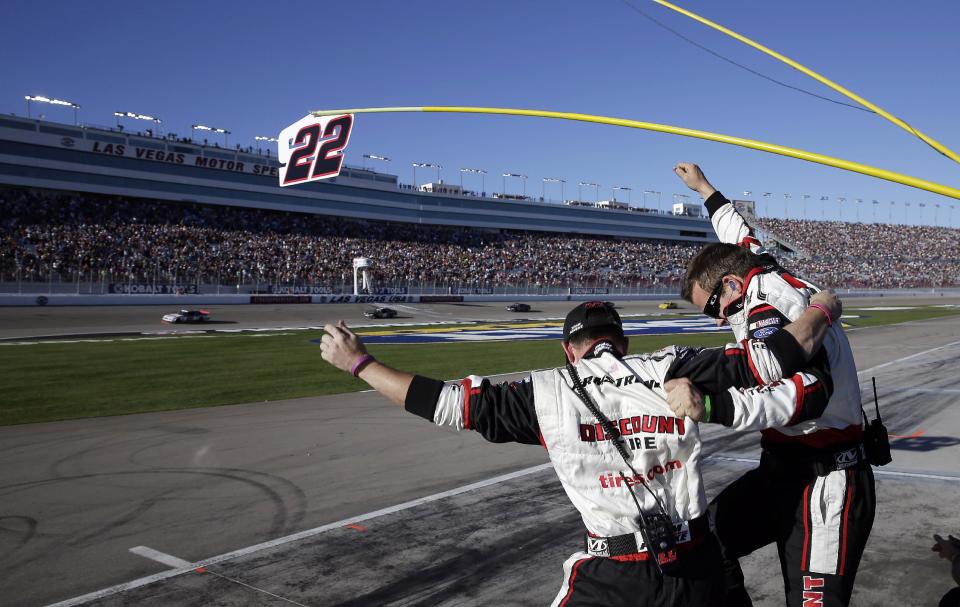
[748,316,781,331]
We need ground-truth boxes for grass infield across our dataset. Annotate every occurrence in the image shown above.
[1,305,958,426]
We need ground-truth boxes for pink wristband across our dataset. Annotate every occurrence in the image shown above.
[809,303,834,326]
[351,354,376,377]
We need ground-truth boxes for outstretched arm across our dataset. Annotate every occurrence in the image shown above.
[320,320,412,406]
[674,162,763,251]
[319,321,541,444]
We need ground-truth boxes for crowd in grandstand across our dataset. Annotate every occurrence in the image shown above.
[756,218,960,289]
[0,189,695,290]
[2,188,958,290]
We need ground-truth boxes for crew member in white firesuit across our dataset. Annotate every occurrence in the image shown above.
[319,295,840,607]
[673,162,875,607]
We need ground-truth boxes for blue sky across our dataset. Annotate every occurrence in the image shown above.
[3,0,958,225]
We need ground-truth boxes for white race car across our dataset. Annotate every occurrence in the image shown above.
[162,309,210,324]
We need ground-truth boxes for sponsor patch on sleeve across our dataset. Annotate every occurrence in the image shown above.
[748,316,782,331]
[752,326,779,339]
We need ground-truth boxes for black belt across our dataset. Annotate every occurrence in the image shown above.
[764,443,867,476]
[585,515,709,558]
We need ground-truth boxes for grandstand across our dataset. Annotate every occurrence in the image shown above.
[2,114,959,295]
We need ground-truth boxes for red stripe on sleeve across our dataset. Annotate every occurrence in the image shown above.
[788,374,806,425]
[461,377,472,430]
[739,236,761,249]
[780,272,808,289]
[742,339,765,385]
[748,304,777,317]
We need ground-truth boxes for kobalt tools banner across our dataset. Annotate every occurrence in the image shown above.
[109,283,198,294]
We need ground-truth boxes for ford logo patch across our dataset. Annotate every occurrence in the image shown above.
[753,326,778,339]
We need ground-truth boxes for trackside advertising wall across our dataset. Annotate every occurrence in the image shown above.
[2,289,959,306]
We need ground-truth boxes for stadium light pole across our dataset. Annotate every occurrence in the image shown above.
[889,201,895,223]
[762,192,772,218]
[363,153,391,172]
[25,95,80,125]
[742,191,754,218]
[802,194,811,220]
[503,173,527,197]
[643,190,661,213]
[413,162,441,187]
[820,196,829,220]
[460,167,487,195]
[855,198,864,223]
[837,197,847,222]
[192,124,230,146]
[579,181,599,203]
[542,177,564,202]
[783,193,792,219]
[872,200,879,223]
[612,186,632,205]
[114,111,162,135]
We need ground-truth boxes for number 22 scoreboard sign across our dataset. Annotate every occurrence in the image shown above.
[277,113,354,186]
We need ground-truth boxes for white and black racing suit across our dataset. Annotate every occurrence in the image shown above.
[704,191,876,607]
[403,336,831,607]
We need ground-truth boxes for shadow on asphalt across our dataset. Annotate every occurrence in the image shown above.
[890,435,960,452]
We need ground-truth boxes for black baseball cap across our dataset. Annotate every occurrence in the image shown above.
[563,301,623,341]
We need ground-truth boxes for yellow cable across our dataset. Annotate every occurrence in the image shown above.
[651,0,960,166]
[309,105,960,200]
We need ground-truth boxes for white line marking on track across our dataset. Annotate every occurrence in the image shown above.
[46,463,554,607]
[857,339,960,377]
[884,387,960,395]
[705,455,960,481]
[129,545,192,568]
[201,569,311,607]
[129,545,310,606]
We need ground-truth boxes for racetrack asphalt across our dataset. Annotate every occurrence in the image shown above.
[1,295,957,339]
[1,299,959,606]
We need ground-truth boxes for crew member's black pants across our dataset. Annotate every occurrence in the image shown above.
[551,535,725,606]
[710,449,876,606]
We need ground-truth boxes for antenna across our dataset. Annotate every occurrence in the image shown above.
[871,376,883,422]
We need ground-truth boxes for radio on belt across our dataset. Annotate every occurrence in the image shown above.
[864,377,892,467]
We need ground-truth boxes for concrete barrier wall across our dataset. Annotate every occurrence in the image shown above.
[2,289,959,306]
[0,294,253,307]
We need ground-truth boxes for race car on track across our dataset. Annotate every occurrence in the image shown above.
[658,302,678,310]
[364,307,398,319]
[506,303,531,312]
[162,309,210,323]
